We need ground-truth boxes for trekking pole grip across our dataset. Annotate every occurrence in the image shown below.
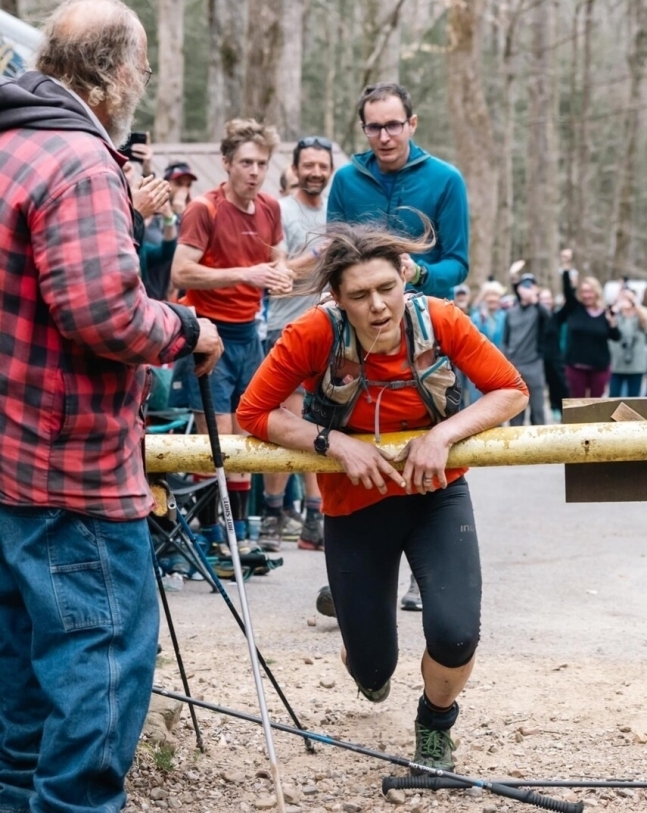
[487,784,583,813]
[197,372,224,469]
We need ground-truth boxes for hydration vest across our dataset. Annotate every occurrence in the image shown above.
[302,293,462,440]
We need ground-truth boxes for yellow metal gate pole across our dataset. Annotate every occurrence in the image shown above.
[145,422,647,474]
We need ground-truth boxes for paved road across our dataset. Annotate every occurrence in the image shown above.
[170,463,647,665]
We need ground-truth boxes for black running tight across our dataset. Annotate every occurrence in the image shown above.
[324,477,481,692]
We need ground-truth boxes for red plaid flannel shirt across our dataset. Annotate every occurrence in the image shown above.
[0,127,189,519]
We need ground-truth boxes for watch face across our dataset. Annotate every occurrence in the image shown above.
[314,430,329,455]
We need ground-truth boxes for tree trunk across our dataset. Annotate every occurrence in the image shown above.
[564,2,582,247]
[269,0,304,137]
[524,0,559,287]
[323,1,338,140]
[573,0,595,273]
[0,0,19,15]
[607,0,647,278]
[243,0,284,122]
[207,0,248,138]
[493,1,520,281]
[154,0,185,142]
[446,0,499,285]
[340,0,406,152]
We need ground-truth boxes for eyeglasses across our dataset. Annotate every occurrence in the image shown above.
[297,136,333,151]
[362,120,409,138]
[138,67,153,87]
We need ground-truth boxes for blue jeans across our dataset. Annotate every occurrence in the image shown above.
[609,372,643,398]
[0,504,159,813]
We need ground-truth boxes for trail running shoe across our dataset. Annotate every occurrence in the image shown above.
[411,723,456,775]
[279,509,303,540]
[401,573,423,611]
[258,516,282,552]
[354,678,391,703]
[298,511,324,550]
[315,584,336,618]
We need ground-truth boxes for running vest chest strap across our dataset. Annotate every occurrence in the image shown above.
[303,293,461,437]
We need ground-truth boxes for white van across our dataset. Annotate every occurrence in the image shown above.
[0,9,41,78]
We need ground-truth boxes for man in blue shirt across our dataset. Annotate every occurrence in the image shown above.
[327,82,469,298]
[322,83,470,615]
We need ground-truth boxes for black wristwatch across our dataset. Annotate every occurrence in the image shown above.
[314,427,331,456]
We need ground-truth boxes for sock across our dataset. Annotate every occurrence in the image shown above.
[233,519,247,541]
[227,480,250,521]
[283,474,299,511]
[305,497,322,521]
[416,694,459,731]
[200,524,224,544]
[193,473,219,528]
[264,491,284,518]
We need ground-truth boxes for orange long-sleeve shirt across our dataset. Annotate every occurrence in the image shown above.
[237,298,527,516]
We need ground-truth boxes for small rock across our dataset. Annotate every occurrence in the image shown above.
[253,796,276,810]
[150,788,168,801]
[483,806,497,813]
[303,785,319,795]
[283,786,302,804]
[385,788,405,805]
[304,657,314,665]
[342,803,362,813]
[320,678,336,689]
[519,726,540,736]
[285,807,303,813]
[221,770,245,783]
[307,617,317,627]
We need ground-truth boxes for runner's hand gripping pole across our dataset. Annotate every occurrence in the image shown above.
[198,371,286,813]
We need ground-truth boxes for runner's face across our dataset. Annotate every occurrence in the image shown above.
[362,96,417,173]
[295,147,333,196]
[223,142,270,203]
[333,258,407,354]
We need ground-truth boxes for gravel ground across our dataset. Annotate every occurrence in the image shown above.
[125,465,647,812]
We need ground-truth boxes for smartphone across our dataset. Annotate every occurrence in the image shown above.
[121,131,148,162]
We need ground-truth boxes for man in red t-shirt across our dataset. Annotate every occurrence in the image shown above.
[172,118,293,547]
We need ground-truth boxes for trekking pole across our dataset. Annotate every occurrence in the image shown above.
[382,775,647,791]
[151,687,584,813]
[198,373,286,813]
[150,536,205,752]
[173,508,314,753]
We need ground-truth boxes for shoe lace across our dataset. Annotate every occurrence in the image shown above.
[419,728,456,759]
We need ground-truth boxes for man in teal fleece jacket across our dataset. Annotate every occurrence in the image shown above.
[327,82,469,298]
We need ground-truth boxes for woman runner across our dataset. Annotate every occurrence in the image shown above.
[237,223,528,772]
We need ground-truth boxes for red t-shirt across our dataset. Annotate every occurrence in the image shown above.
[178,184,282,323]
[237,298,528,516]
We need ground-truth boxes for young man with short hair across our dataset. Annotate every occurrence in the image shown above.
[172,119,293,548]
[328,82,469,299]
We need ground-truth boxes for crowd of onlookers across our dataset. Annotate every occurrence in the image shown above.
[450,249,647,426]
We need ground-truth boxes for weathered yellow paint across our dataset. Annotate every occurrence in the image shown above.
[144,422,647,474]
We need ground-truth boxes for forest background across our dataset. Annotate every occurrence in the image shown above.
[4,0,647,290]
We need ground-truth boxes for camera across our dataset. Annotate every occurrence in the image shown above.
[121,131,148,162]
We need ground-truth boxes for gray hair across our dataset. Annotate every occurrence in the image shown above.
[35,0,145,111]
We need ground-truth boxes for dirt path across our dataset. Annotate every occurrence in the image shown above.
[125,465,647,812]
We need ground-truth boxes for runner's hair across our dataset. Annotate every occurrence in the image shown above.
[300,214,435,296]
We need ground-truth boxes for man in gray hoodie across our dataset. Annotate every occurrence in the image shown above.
[503,272,550,425]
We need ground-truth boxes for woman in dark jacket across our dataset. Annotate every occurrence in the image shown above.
[559,271,620,398]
